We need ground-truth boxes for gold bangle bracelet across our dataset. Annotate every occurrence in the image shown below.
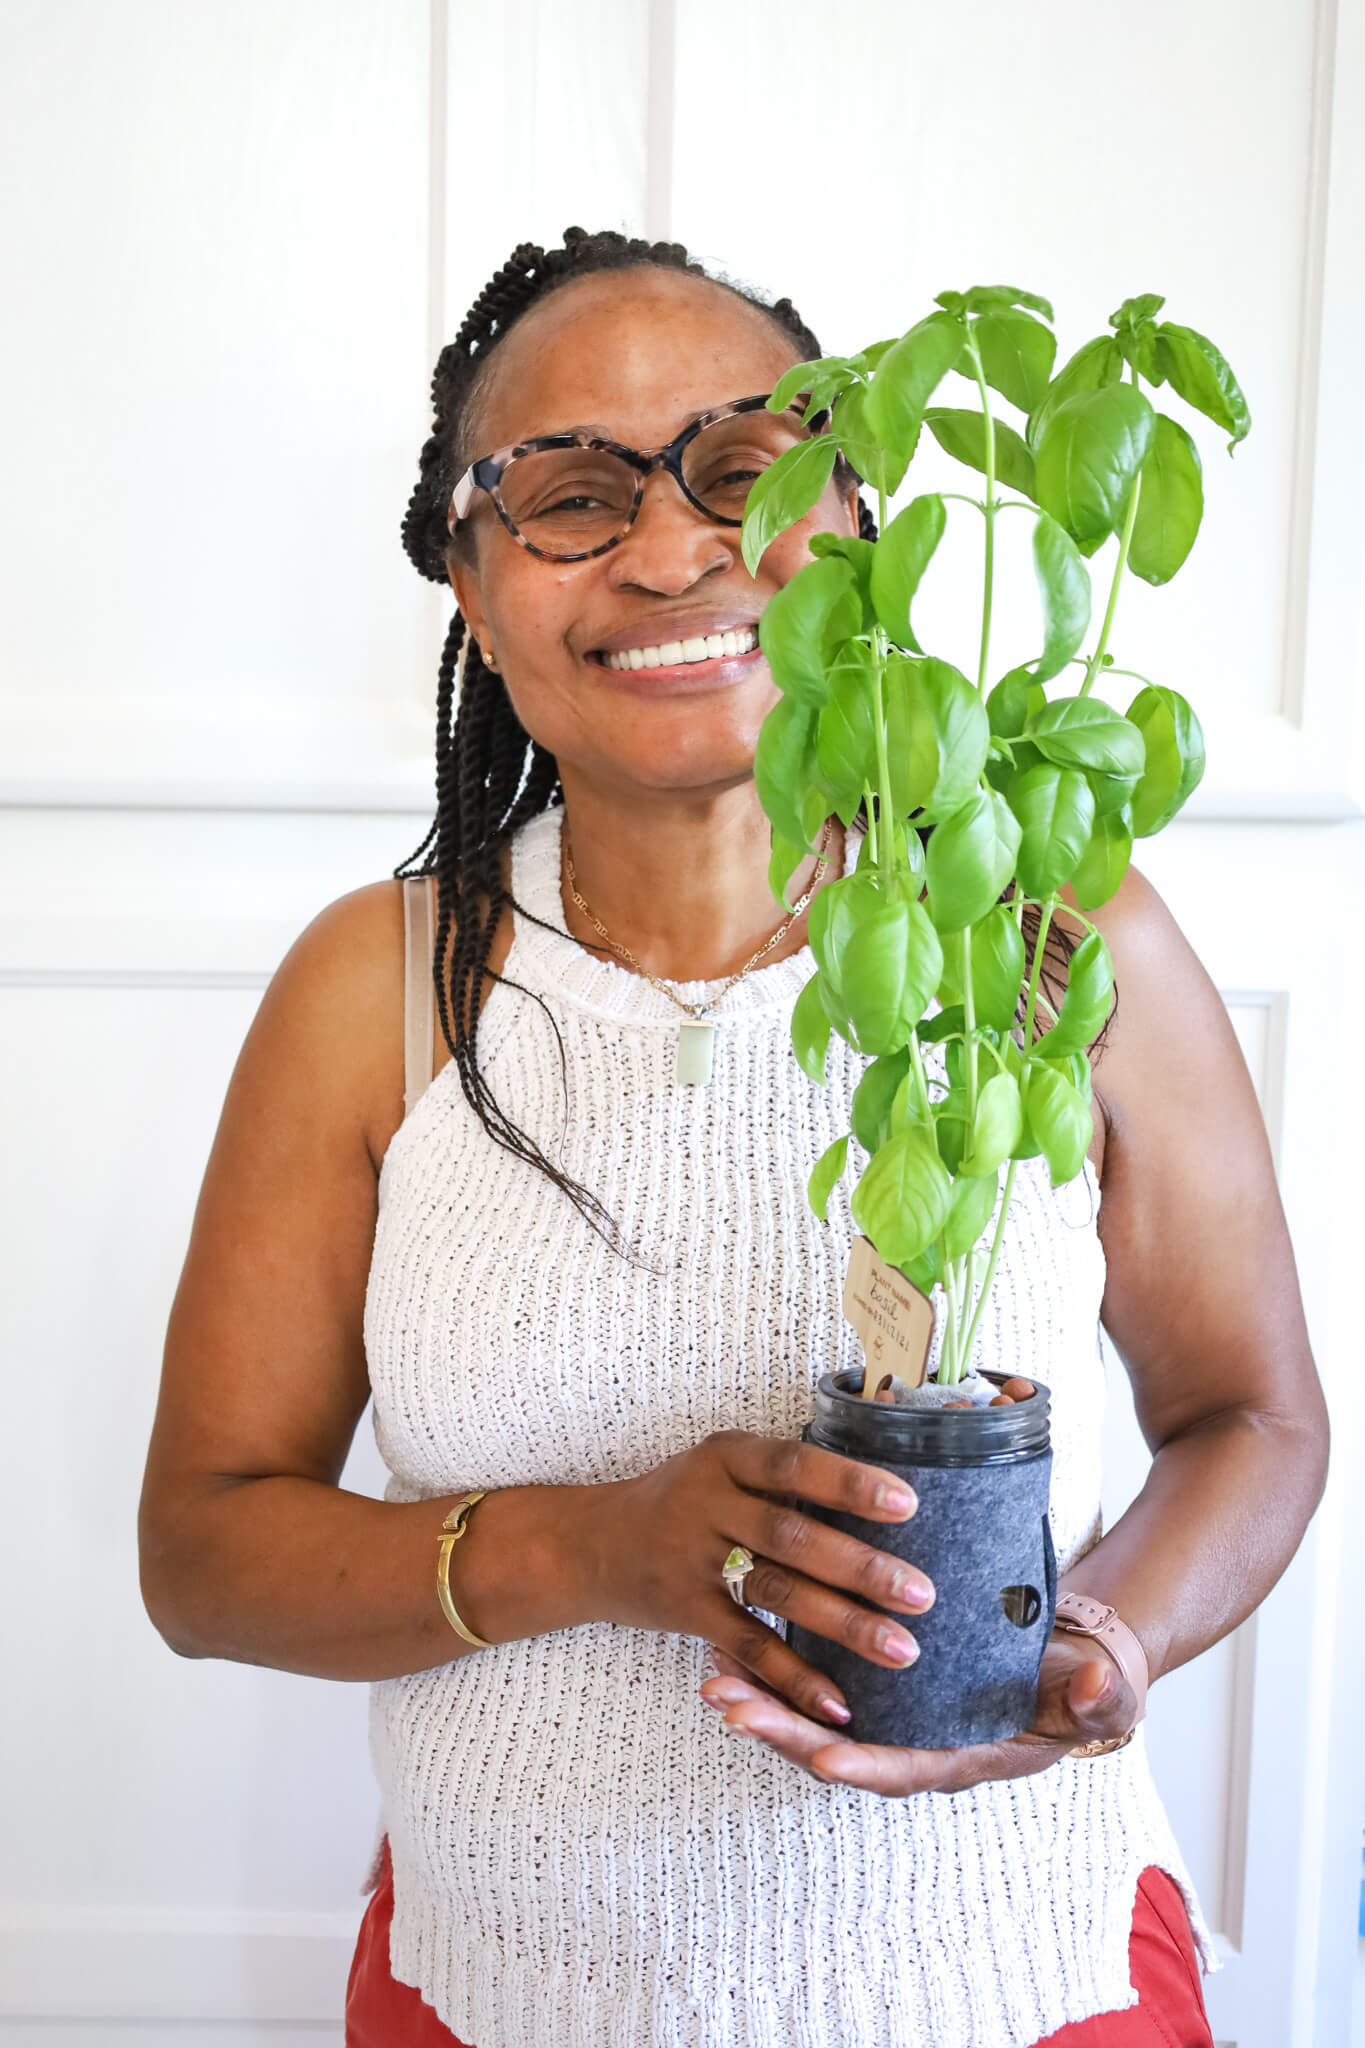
[435,1491,495,1648]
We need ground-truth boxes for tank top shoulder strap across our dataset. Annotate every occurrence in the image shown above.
[401,874,436,1119]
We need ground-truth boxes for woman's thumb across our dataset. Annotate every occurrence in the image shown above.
[1070,1657,1127,1732]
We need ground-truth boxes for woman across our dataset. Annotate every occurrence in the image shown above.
[138,226,1328,2048]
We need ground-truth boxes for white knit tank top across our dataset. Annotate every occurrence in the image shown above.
[360,804,1216,2048]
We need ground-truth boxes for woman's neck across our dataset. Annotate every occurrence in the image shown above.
[556,793,846,984]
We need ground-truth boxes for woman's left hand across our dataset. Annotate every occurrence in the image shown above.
[698,1632,1137,1795]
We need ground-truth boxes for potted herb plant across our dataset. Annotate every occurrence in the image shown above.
[739,285,1249,1747]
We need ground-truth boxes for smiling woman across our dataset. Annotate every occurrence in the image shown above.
[137,225,1326,2048]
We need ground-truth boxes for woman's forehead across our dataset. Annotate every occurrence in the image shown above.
[469,275,799,450]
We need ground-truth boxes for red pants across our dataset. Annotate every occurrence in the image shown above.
[346,1836,1213,2047]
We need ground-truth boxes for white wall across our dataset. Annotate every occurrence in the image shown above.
[2,2,1361,2041]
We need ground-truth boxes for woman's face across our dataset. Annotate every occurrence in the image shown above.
[446,268,860,804]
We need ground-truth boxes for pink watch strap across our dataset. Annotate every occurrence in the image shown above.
[1053,1592,1149,1725]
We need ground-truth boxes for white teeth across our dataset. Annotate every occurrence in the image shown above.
[600,626,759,671]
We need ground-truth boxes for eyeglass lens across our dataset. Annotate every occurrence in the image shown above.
[496,411,813,557]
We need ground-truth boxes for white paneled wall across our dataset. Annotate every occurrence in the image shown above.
[2,2,1361,2043]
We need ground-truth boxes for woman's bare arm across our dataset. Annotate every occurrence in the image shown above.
[1055,864,1329,1680]
[700,864,1331,1790]
[137,881,602,1680]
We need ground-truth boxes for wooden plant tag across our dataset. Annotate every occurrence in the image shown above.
[842,1235,934,1399]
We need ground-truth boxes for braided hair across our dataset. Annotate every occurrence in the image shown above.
[394,225,1106,1264]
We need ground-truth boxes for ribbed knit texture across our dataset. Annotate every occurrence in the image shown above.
[361,802,1217,2048]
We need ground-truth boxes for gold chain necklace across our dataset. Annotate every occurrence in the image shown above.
[563,814,835,1085]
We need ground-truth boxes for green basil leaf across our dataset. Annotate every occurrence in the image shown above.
[768,355,863,414]
[809,532,878,633]
[932,1089,970,1176]
[832,378,910,497]
[740,434,840,574]
[1128,414,1204,586]
[758,555,861,706]
[853,815,924,882]
[1114,325,1161,381]
[1026,696,1147,778]
[753,695,822,852]
[974,310,1057,414]
[815,642,881,826]
[986,666,1048,740]
[1034,385,1156,547]
[850,1124,953,1266]
[959,285,1055,320]
[852,337,899,374]
[923,408,1037,500]
[851,1046,911,1154]
[925,788,1022,933]
[1031,513,1092,683]
[791,970,832,1085]
[898,1242,942,1292]
[1069,804,1134,911]
[919,1002,964,1045]
[941,1169,1000,1261]
[959,1070,1024,1177]
[1109,293,1166,332]
[887,655,992,821]
[1020,1061,1092,1187]
[935,932,965,1007]
[1026,336,1125,455]
[864,312,966,470]
[768,829,805,913]
[961,902,1026,1032]
[820,882,943,1057]
[807,1132,849,1221]
[1041,930,1114,1057]
[1083,759,1142,818]
[868,494,946,652]
[1008,762,1097,898]
[1126,684,1205,835]
[1152,323,1251,452]
[888,1064,933,1135]
[833,898,919,1055]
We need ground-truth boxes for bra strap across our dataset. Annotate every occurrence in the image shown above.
[401,875,436,1118]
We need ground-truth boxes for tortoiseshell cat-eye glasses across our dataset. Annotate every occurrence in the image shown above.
[446,392,832,562]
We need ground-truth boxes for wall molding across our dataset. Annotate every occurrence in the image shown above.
[0,1917,358,2025]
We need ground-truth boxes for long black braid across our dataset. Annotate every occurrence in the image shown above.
[394,226,1107,1263]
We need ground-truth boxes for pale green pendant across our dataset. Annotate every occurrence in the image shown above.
[676,1018,716,1084]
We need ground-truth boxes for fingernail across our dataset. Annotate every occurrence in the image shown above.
[876,1484,915,1513]
[700,1694,726,1711]
[880,1629,918,1664]
[820,1697,852,1723]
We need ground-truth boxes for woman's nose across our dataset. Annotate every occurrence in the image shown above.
[606,467,735,589]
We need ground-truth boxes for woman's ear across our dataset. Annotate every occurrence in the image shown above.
[447,552,490,662]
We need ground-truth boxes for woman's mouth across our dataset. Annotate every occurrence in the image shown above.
[590,626,765,691]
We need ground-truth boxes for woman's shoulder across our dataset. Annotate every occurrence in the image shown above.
[283,859,515,1153]
[252,879,421,1172]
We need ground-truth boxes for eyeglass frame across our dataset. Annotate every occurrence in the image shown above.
[445,392,832,563]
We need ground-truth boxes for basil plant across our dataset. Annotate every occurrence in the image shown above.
[742,287,1249,1384]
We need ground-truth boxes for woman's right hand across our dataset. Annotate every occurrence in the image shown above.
[583,1432,935,1725]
